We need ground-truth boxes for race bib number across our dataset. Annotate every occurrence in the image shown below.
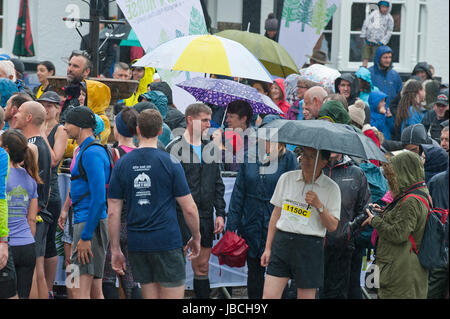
[282,200,311,225]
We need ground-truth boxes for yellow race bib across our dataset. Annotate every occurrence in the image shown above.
[282,200,312,225]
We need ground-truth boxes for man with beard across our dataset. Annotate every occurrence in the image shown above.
[60,51,92,124]
[422,89,449,143]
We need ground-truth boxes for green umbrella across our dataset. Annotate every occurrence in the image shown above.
[13,0,35,57]
[120,29,141,47]
[216,29,299,78]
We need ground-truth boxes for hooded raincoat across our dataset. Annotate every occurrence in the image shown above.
[63,80,111,158]
[356,67,380,106]
[137,91,174,146]
[318,100,351,124]
[227,148,297,259]
[123,66,155,107]
[422,144,449,184]
[273,78,291,117]
[371,151,429,299]
[0,78,18,130]
[360,1,394,45]
[368,90,394,140]
[334,73,360,106]
[369,46,403,108]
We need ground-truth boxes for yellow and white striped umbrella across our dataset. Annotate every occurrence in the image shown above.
[133,34,273,83]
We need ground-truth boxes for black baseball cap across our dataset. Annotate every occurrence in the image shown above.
[436,89,449,106]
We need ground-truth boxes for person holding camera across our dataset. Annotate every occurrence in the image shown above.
[362,151,430,299]
[319,153,372,299]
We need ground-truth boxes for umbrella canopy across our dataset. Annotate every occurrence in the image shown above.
[299,64,341,93]
[101,21,131,41]
[177,77,283,114]
[216,29,299,78]
[13,0,35,57]
[260,119,387,163]
[120,29,141,47]
[133,34,273,83]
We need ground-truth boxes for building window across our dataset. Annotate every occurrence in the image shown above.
[322,18,333,61]
[417,4,427,61]
[0,0,3,48]
[349,2,404,63]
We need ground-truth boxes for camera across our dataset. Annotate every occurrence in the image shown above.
[348,204,375,233]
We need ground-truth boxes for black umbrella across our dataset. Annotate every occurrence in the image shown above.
[259,119,387,163]
[259,119,387,193]
[100,21,131,41]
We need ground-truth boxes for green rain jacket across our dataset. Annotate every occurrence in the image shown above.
[372,151,429,299]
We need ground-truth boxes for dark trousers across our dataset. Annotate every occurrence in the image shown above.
[247,257,266,299]
[320,241,364,299]
[11,243,36,299]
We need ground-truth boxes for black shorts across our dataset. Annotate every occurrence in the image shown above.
[34,221,49,257]
[0,245,17,299]
[199,217,214,248]
[266,230,325,289]
[128,248,186,287]
[45,199,62,258]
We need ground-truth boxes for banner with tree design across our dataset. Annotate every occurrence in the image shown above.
[279,0,341,69]
[116,0,208,112]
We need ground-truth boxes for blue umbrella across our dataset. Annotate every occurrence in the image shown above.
[176,77,283,115]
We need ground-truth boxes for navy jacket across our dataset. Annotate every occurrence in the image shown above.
[427,167,449,209]
[369,46,403,108]
[227,149,297,259]
[422,144,449,184]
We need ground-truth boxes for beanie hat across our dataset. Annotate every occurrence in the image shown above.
[94,114,105,136]
[265,13,278,31]
[65,106,97,129]
[318,100,351,125]
[348,100,366,127]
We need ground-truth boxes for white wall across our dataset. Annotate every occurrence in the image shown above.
[1,0,90,76]
[426,0,449,83]
[260,0,274,35]
[216,0,243,24]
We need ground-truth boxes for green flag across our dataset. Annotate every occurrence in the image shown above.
[13,0,35,57]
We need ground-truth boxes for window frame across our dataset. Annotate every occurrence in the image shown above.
[331,0,425,74]
[0,0,4,48]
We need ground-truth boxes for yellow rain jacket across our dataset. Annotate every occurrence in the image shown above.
[64,80,111,158]
[123,66,155,107]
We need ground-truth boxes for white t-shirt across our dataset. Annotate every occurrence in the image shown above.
[270,170,341,238]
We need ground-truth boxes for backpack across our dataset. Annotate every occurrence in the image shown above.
[404,193,449,270]
[71,139,114,207]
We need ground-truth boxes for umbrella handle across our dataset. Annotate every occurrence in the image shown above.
[305,150,320,210]
[221,105,228,129]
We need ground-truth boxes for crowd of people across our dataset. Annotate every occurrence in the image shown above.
[0,2,449,301]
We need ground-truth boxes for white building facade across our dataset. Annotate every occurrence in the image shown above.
[0,0,448,82]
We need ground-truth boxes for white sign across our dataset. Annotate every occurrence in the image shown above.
[278,0,342,69]
[116,0,208,112]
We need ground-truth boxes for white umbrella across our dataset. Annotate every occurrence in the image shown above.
[133,34,273,83]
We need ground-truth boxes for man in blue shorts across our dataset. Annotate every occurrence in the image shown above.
[108,109,201,299]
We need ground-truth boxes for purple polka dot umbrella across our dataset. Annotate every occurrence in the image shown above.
[176,77,283,115]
